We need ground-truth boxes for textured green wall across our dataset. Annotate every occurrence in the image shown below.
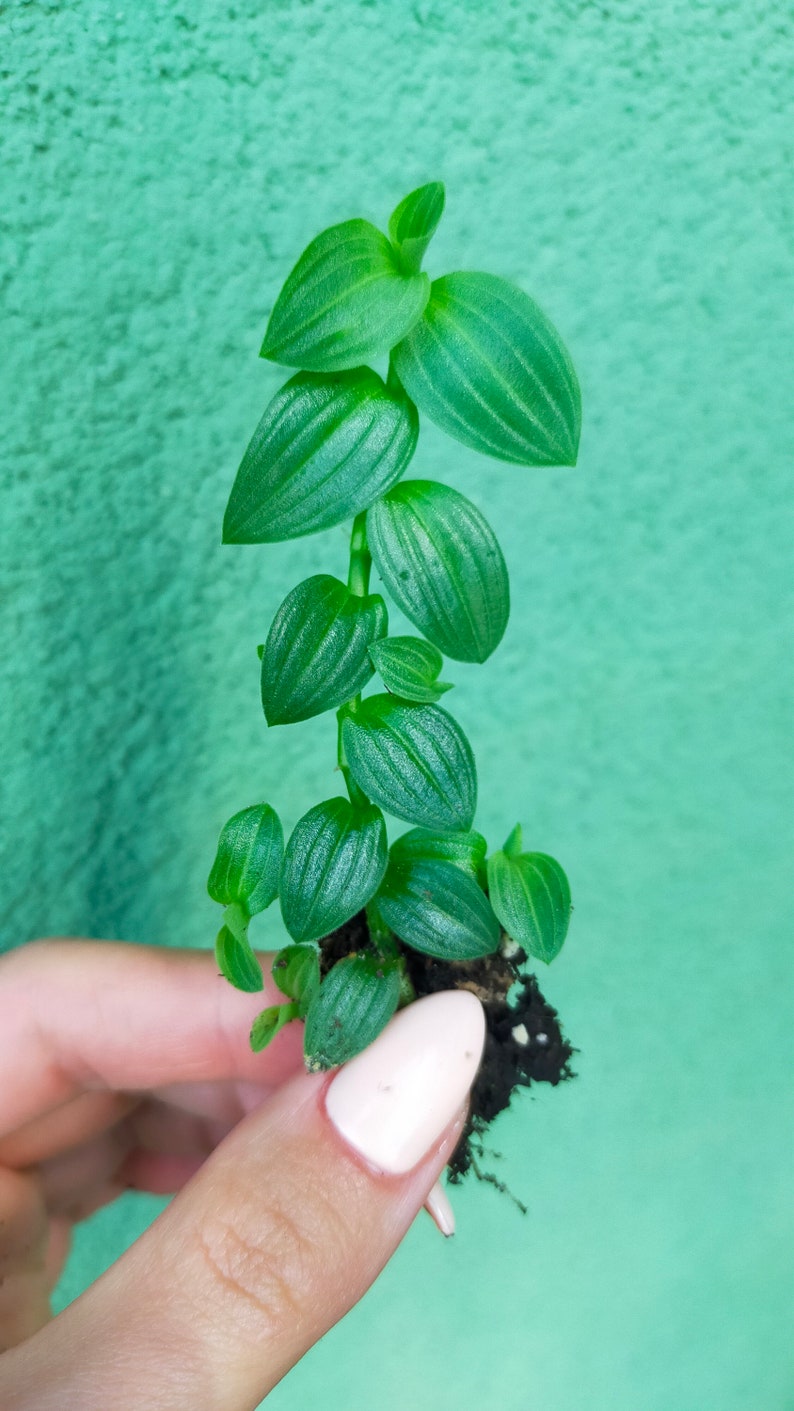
[2,2,792,1407]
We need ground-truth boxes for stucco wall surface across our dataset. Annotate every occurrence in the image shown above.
[2,2,792,1409]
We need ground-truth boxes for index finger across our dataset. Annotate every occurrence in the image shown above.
[0,939,304,1137]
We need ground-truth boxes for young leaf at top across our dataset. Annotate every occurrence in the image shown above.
[389,181,446,275]
[280,797,388,944]
[366,481,509,664]
[303,952,401,1070]
[215,909,264,993]
[486,847,572,964]
[377,855,500,960]
[271,943,321,1018]
[369,635,453,704]
[390,826,487,881]
[222,368,419,544]
[341,694,477,831]
[261,219,430,373]
[261,575,387,726]
[391,272,581,467]
[207,804,283,915]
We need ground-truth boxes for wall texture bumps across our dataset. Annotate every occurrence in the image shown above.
[2,3,792,1408]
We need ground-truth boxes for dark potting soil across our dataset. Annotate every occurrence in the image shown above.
[320,913,576,1198]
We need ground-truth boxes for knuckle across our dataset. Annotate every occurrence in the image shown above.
[188,1171,353,1342]
[193,1214,302,1335]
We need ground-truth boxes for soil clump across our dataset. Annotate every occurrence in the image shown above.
[321,912,575,1197]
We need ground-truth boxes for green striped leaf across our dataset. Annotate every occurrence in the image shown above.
[279,797,388,944]
[304,952,401,1071]
[214,907,264,993]
[250,1002,298,1053]
[271,944,321,1019]
[261,219,430,373]
[391,272,581,466]
[367,481,509,664]
[377,855,499,960]
[502,821,524,859]
[390,826,487,880]
[207,804,283,915]
[222,368,418,544]
[389,181,445,275]
[486,847,572,964]
[368,635,453,704]
[341,695,477,831]
[261,575,387,726]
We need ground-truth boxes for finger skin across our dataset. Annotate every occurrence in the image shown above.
[0,1091,137,1168]
[0,1170,51,1351]
[0,1071,467,1411]
[32,1098,247,1215]
[0,939,304,1138]
[0,939,303,1351]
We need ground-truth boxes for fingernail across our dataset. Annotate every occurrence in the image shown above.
[425,1179,456,1237]
[325,989,485,1175]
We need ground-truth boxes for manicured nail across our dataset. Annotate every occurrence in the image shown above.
[424,1179,456,1237]
[325,989,485,1175]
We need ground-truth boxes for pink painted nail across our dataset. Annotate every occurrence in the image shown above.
[424,1179,456,1237]
[325,989,485,1176]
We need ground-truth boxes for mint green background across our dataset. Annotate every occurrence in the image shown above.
[2,2,792,1408]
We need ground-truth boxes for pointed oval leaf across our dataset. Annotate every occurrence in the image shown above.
[378,856,500,960]
[389,181,446,275]
[303,952,401,1070]
[271,944,321,1018]
[250,1002,298,1053]
[486,850,572,964]
[214,923,264,993]
[280,797,388,944]
[261,219,430,373]
[222,368,419,544]
[342,695,477,831]
[390,826,487,880]
[262,575,387,726]
[207,803,283,915]
[392,272,581,467]
[369,635,453,704]
[367,481,509,664]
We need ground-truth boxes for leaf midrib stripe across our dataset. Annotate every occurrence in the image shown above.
[385,496,464,655]
[399,328,514,459]
[293,397,407,523]
[279,223,391,292]
[430,302,552,452]
[442,281,578,437]
[406,488,485,657]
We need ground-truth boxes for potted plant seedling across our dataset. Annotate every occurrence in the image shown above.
[207,183,579,1191]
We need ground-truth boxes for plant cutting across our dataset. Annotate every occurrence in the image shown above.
[207,182,580,1189]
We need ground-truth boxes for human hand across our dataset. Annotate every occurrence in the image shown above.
[0,939,483,1410]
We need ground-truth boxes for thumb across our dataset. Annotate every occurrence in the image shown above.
[3,990,485,1411]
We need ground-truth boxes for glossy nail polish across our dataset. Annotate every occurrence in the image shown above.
[325,989,485,1176]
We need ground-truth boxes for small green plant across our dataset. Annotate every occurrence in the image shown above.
[208,183,580,1074]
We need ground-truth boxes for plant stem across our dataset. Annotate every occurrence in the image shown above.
[342,502,400,960]
[338,511,373,808]
[347,510,372,597]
